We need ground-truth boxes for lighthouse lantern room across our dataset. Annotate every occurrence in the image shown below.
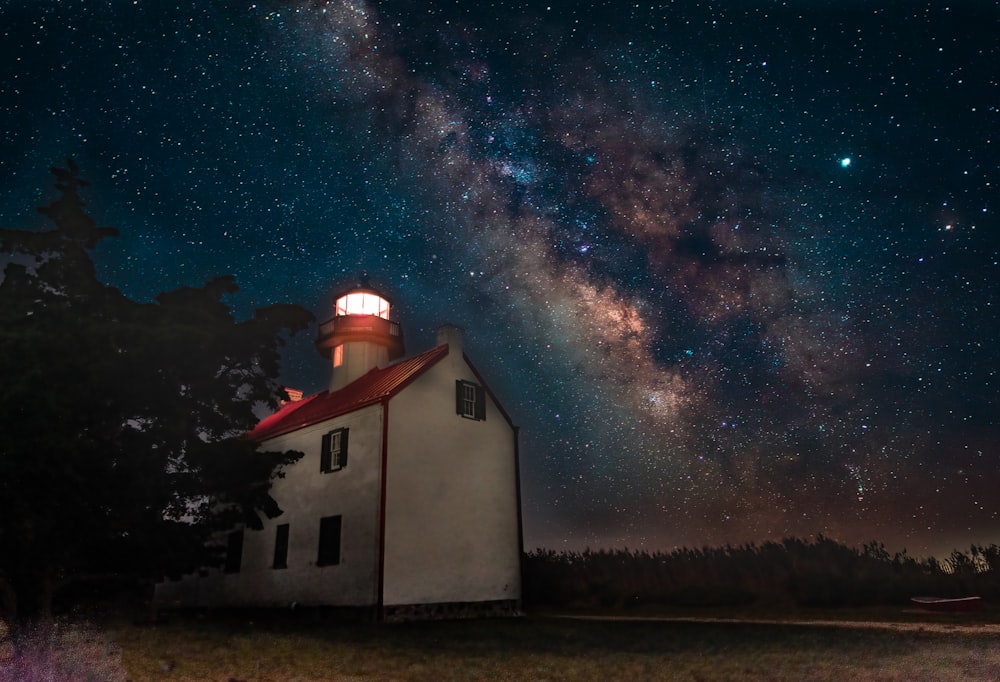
[316,283,405,391]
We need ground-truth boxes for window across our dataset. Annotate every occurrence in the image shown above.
[317,515,342,566]
[320,428,349,473]
[455,380,486,420]
[273,523,289,569]
[224,529,243,574]
[335,292,390,319]
[332,344,343,367]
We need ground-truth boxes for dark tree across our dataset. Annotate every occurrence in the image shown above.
[0,161,313,626]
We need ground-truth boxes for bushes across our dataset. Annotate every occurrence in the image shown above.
[523,539,1000,610]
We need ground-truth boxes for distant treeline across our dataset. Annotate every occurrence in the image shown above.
[523,537,1000,609]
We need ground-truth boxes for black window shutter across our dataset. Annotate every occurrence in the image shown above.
[317,515,342,566]
[338,428,349,468]
[475,384,486,420]
[224,529,243,574]
[273,523,289,569]
[320,431,332,473]
[455,380,464,415]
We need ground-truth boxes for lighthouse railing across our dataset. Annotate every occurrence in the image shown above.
[317,316,401,342]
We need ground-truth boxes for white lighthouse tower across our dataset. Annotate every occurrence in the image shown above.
[315,280,406,391]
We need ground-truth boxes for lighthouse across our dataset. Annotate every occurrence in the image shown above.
[155,279,523,621]
[315,281,406,391]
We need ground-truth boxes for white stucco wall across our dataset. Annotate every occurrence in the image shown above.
[382,349,521,607]
[156,403,384,609]
[330,341,389,391]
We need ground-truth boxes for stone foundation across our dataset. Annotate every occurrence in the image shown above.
[382,599,521,623]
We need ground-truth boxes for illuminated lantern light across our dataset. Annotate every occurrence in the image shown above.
[335,291,390,319]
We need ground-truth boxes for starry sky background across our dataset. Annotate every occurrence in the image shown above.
[3,0,998,557]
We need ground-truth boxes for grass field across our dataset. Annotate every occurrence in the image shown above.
[6,610,1000,681]
[122,609,1000,681]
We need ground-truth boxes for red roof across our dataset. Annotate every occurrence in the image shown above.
[249,344,450,442]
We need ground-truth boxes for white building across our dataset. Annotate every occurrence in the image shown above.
[155,284,523,620]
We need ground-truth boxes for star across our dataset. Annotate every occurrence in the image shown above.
[1,0,998,559]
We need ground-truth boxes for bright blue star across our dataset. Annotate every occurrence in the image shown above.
[840,157,852,168]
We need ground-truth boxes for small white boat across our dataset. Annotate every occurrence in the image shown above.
[910,596,983,612]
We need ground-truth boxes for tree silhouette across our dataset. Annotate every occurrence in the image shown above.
[523,539,1000,610]
[0,162,313,626]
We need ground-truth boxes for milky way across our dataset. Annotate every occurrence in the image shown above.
[2,0,998,556]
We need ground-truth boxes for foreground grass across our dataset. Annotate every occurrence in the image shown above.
[107,610,1000,682]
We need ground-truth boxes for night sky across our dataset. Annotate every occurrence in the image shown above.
[3,0,999,558]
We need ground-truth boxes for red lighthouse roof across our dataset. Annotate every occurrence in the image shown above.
[249,344,450,442]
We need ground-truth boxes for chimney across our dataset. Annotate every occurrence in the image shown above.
[436,324,464,351]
